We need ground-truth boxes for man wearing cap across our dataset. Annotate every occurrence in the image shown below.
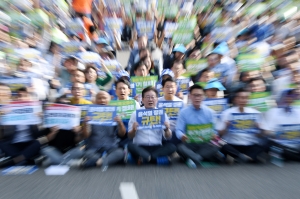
[163,45,186,70]
[99,46,122,79]
[126,35,148,73]
[206,49,234,88]
[204,78,226,99]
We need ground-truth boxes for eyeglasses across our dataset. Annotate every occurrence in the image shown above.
[144,96,157,100]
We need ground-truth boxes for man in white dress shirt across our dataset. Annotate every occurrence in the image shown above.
[127,86,176,165]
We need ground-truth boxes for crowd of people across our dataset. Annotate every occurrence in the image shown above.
[1,0,300,171]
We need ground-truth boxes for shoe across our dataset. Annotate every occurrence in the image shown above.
[81,158,98,169]
[156,156,171,166]
[125,153,136,164]
[34,156,47,166]
[186,158,197,169]
[67,159,84,168]
[0,156,14,168]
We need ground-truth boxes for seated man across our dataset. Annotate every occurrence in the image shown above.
[217,88,269,163]
[176,84,219,168]
[115,78,140,147]
[127,87,176,165]
[158,77,183,145]
[0,87,44,167]
[265,89,300,162]
[40,96,85,166]
[74,91,126,170]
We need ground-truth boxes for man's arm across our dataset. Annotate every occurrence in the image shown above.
[82,117,92,139]
[175,110,187,142]
[115,116,126,137]
[128,113,138,139]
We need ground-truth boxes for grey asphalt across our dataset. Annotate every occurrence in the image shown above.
[1,163,300,199]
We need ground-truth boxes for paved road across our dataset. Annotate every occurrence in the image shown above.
[1,163,300,199]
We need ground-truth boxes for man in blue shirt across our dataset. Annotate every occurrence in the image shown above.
[176,84,219,168]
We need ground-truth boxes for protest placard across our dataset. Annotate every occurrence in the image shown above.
[164,22,178,38]
[109,100,136,120]
[176,78,190,95]
[136,20,156,39]
[44,103,81,130]
[236,54,264,72]
[136,109,165,130]
[172,30,194,45]
[60,41,81,56]
[66,19,84,35]
[104,18,123,33]
[131,76,157,94]
[77,51,101,64]
[229,113,260,134]
[275,124,300,145]
[247,92,271,112]
[177,17,197,31]
[87,105,117,126]
[185,59,208,75]
[157,101,183,120]
[186,123,214,143]
[203,98,228,115]
[0,101,42,125]
[0,77,31,95]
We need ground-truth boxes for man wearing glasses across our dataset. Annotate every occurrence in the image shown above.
[176,84,219,168]
[127,87,176,165]
[69,82,93,105]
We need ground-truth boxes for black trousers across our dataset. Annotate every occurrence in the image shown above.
[128,143,176,162]
[0,140,41,160]
[220,144,264,161]
[269,141,300,161]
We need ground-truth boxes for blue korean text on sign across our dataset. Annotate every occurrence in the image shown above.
[136,109,165,130]
[88,105,117,126]
[276,124,300,145]
[157,101,183,120]
[229,113,260,134]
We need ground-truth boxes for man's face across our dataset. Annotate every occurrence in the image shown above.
[189,50,201,60]
[134,64,148,77]
[0,85,11,102]
[205,88,218,98]
[116,82,130,100]
[138,37,147,49]
[142,90,158,109]
[249,80,266,92]
[17,91,30,101]
[171,63,185,78]
[189,88,204,107]
[71,83,84,98]
[207,54,220,67]
[72,71,86,83]
[174,52,184,60]
[64,59,77,71]
[95,92,110,105]
[235,92,250,107]
[162,81,177,98]
[199,71,214,82]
